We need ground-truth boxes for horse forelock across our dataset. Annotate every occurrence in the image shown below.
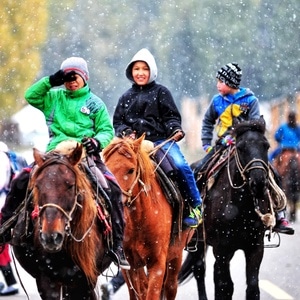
[233,118,266,138]
[103,138,127,161]
[104,138,155,188]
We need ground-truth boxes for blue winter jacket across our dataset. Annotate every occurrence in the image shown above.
[275,123,300,149]
[201,87,260,146]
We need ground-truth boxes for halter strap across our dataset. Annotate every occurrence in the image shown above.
[34,155,95,242]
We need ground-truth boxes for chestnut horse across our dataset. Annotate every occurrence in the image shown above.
[103,135,193,300]
[273,149,300,221]
[12,143,112,299]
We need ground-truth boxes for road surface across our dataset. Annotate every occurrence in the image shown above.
[1,213,299,299]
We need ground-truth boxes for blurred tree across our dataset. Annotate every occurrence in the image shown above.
[0,0,48,122]
[2,0,299,122]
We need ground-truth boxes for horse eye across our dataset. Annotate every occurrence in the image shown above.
[66,182,75,189]
[127,168,135,175]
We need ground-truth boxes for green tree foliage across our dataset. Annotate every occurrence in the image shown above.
[41,0,299,112]
[2,0,299,121]
[0,0,48,121]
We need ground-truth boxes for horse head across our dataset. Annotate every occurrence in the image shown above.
[232,116,270,199]
[13,141,110,296]
[32,144,83,252]
[31,142,98,255]
[103,133,154,206]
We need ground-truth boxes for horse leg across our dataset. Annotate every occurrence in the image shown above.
[162,257,183,300]
[178,240,207,300]
[124,268,148,300]
[213,247,234,300]
[63,282,97,300]
[244,245,264,300]
[147,260,167,300]
[36,276,62,300]
[193,241,208,300]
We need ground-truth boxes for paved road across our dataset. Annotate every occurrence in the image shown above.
[1,214,299,299]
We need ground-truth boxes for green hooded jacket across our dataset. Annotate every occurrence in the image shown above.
[25,77,114,152]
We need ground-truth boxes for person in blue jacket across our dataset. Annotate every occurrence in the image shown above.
[195,62,294,235]
[269,111,300,162]
[113,48,202,228]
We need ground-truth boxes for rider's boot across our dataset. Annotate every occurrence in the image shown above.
[100,271,125,300]
[273,216,294,235]
[183,206,203,228]
[105,180,130,270]
[110,245,130,270]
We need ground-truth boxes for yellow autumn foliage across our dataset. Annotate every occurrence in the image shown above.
[0,0,48,120]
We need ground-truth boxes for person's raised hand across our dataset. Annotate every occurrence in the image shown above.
[49,70,65,87]
[64,71,77,82]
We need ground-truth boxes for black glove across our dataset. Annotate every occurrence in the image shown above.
[122,128,133,136]
[49,70,65,87]
[81,137,101,155]
[64,71,77,82]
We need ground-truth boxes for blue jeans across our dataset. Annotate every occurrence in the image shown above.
[154,140,202,208]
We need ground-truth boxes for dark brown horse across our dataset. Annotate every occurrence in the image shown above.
[12,142,112,300]
[103,135,193,300]
[273,149,300,221]
[179,117,285,300]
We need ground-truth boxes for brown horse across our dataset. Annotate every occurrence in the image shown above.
[12,142,112,300]
[103,134,193,300]
[273,149,300,221]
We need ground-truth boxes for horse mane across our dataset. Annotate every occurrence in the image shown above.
[30,146,100,285]
[233,117,266,138]
[103,137,155,189]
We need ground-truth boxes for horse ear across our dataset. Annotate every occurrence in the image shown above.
[69,143,83,166]
[33,148,47,167]
[133,133,145,152]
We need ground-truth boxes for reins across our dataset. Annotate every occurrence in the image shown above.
[227,146,269,189]
[226,144,275,228]
[121,167,147,207]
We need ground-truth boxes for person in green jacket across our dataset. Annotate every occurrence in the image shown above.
[0,57,130,269]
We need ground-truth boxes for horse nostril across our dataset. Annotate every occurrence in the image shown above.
[40,232,64,248]
[249,176,267,197]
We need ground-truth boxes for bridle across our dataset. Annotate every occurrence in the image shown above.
[34,156,95,242]
[227,145,269,189]
[120,166,148,207]
[226,141,275,228]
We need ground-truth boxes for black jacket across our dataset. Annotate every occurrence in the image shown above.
[113,81,182,142]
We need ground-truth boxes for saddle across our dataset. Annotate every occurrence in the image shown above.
[194,146,286,214]
[206,147,235,191]
[152,158,184,242]
[147,146,193,241]
[196,146,235,196]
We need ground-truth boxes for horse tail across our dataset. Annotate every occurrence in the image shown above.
[178,251,196,284]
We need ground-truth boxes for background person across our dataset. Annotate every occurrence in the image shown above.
[269,111,300,162]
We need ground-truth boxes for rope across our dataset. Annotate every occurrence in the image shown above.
[268,168,287,211]
[11,248,30,300]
